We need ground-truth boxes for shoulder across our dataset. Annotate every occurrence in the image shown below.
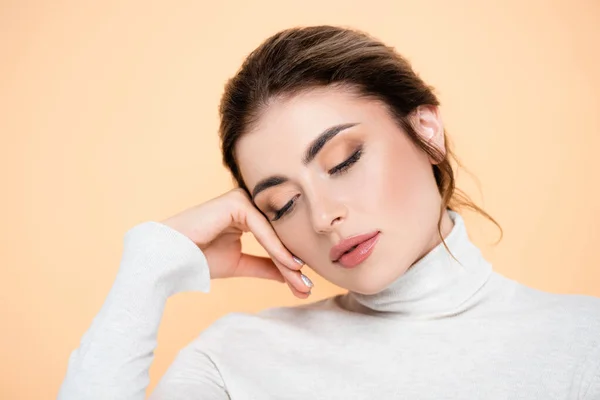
[504,276,600,342]
[485,275,600,392]
[486,273,600,345]
[192,295,344,347]
[169,297,346,374]
[513,280,600,319]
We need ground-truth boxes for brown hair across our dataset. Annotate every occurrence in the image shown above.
[218,25,501,243]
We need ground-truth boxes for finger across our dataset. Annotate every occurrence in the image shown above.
[287,280,311,299]
[273,258,313,294]
[236,254,285,282]
[238,254,312,297]
[244,206,304,271]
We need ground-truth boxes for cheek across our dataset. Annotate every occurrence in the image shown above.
[271,221,313,258]
[374,141,432,212]
[363,146,413,208]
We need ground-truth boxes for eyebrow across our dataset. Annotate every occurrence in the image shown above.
[251,122,359,200]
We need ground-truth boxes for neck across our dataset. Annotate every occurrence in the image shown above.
[338,210,493,318]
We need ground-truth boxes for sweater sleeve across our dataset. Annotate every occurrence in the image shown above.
[57,221,227,400]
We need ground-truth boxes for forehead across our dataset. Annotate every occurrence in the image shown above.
[235,87,385,186]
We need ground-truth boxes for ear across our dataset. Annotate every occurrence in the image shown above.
[409,105,446,164]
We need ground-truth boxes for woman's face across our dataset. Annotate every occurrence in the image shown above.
[235,86,453,295]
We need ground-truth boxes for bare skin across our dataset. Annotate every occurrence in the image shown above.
[161,188,313,299]
[162,86,453,298]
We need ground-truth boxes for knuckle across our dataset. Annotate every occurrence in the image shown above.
[229,188,252,209]
[231,187,250,200]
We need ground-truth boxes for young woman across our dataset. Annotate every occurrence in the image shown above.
[58,26,600,399]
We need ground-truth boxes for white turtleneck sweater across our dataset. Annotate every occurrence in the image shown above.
[58,211,600,399]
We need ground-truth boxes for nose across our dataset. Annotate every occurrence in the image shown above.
[308,190,347,234]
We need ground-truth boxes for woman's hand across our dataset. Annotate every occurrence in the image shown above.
[161,188,312,298]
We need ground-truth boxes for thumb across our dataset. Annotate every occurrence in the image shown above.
[235,253,285,282]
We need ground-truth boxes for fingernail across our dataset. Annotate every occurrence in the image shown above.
[292,256,304,266]
[300,273,313,288]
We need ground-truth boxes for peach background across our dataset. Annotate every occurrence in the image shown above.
[2,0,599,398]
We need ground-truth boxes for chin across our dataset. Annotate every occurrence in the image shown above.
[347,263,408,295]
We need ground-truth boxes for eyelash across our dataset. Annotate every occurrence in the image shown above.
[271,146,364,222]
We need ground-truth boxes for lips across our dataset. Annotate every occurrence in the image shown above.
[330,231,380,262]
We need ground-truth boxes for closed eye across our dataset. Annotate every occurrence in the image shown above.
[271,194,298,222]
[328,147,363,175]
[271,146,365,222]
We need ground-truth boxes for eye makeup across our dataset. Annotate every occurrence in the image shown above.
[269,144,366,221]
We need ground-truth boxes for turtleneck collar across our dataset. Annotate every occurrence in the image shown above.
[338,210,493,318]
